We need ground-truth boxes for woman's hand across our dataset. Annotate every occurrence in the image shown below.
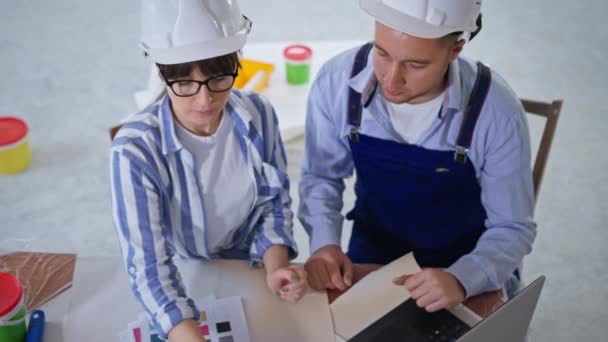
[266,264,309,303]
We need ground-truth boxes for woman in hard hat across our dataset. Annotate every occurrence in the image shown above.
[300,0,535,313]
[110,1,307,340]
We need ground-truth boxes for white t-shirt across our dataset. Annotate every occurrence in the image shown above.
[386,91,446,143]
[175,114,256,253]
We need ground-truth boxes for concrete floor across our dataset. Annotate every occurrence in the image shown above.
[1,0,607,341]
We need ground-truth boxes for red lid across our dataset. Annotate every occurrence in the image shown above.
[0,273,23,317]
[0,117,29,146]
[283,44,313,61]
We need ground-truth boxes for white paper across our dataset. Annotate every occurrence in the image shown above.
[117,329,132,342]
[330,252,422,340]
[207,296,250,342]
[126,320,140,342]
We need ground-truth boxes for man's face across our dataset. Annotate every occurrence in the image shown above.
[372,22,464,104]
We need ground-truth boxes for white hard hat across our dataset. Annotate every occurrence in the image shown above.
[140,0,252,65]
[360,0,482,39]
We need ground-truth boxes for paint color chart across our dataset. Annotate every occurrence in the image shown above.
[118,295,250,342]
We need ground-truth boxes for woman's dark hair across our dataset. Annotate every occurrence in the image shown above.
[157,52,241,80]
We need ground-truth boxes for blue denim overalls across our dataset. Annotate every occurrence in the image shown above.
[345,43,492,271]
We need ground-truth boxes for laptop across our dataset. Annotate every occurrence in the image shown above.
[348,275,545,342]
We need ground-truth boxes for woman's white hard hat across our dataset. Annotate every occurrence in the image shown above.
[140,0,252,65]
[360,0,481,39]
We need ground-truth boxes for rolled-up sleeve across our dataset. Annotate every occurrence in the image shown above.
[110,148,198,338]
[298,74,355,254]
[447,107,537,298]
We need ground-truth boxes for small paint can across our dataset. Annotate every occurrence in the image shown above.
[0,272,27,342]
[0,117,31,174]
[284,44,313,85]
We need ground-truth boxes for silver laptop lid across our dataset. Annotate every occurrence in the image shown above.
[459,275,546,342]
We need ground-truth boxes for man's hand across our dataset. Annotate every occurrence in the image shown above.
[393,268,465,312]
[266,264,308,304]
[304,245,353,291]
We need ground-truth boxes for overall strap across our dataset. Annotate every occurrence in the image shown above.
[454,61,492,163]
[347,42,374,143]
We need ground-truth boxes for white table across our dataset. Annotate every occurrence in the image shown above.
[41,256,335,341]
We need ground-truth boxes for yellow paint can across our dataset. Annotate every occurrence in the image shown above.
[0,117,31,174]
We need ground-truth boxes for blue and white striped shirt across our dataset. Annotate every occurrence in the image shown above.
[299,46,537,298]
[110,90,296,338]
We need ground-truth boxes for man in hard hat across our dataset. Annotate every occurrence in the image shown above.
[111,1,307,340]
[300,0,536,312]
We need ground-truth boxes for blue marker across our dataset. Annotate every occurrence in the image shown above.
[26,310,45,342]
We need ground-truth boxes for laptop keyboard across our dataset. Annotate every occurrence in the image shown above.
[349,298,471,342]
[424,311,470,341]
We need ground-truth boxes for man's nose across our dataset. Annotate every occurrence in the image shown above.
[384,63,405,88]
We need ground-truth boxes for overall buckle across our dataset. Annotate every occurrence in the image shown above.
[349,127,360,143]
[454,147,468,164]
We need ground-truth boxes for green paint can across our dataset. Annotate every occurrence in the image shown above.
[0,273,27,342]
[284,44,313,85]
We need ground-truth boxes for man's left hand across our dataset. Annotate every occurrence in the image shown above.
[393,268,465,312]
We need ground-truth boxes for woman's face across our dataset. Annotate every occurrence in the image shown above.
[166,67,232,137]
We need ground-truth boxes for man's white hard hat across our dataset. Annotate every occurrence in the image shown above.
[140,0,252,65]
[360,0,482,39]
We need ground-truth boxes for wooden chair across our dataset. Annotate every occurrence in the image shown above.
[109,124,122,141]
[520,98,563,205]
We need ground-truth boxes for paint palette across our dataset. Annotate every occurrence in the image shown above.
[118,295,250,342]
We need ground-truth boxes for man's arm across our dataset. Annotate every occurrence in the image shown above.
[447,106,537,298]
[298,72,355,290]
[298,73,354,253]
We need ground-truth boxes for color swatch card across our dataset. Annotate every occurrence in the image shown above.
[118,312,149,342]
[199,295,250,342]
[118,295,251,342]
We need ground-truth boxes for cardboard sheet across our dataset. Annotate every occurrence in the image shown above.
[330,252,421,340]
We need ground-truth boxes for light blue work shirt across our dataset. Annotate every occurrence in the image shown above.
[298,46,537,298]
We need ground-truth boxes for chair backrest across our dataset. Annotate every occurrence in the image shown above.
[520,98,563,205]
[109,124,122,141]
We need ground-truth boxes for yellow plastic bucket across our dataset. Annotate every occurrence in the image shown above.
[0,117,31,174]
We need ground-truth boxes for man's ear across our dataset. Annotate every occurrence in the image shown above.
[450,39,466,62]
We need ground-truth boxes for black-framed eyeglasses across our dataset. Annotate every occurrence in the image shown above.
[161,72,238,97]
